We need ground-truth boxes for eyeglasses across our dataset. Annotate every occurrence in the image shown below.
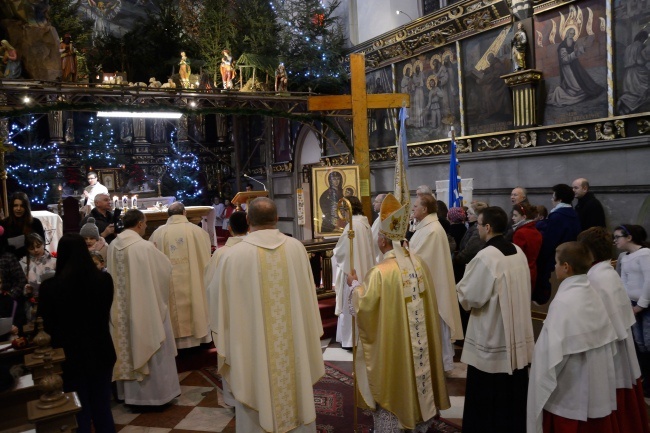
[88,177,96,180]
[613,235,627,240]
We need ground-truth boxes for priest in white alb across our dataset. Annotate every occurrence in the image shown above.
[370,193,386,264]
[347,193,450,431]
[332,195,375,349]
[149,202,212,349]
[212,197,324,432]
[408,193,464,371]
[107,209,181,406]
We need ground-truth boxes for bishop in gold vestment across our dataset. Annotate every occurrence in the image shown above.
[350,194,450,431]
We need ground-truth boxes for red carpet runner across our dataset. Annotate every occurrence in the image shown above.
[204,362,461,433]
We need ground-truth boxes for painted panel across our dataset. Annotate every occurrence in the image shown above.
[535,0,608,125]
[462,25,514,135]
[366,67,397,149]
[613,0,650,115]
[395,46,461,142]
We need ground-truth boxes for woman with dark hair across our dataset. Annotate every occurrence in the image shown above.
[511,202,542,293]
[436,200,451,233]
[614,224,650,399]
[38,234,116,433]
[1,192,45,259]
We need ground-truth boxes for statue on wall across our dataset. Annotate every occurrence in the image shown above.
[220,49,235,90]
[1,40,21,78]
[60,34,77,82]
[179,51,191,88]
[511,23,527,71]
[275,63,288,92]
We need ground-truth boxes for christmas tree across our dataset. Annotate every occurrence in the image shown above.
[272,0,347,93]
[6,116,61,205]
[163,132,203,204]
[76,115,124,170]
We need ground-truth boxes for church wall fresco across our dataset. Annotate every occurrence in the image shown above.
[461,24,515,135]
[394,46,461,143]
[534,0,608,125]
[365,66,397,149]
[613,0,650,115]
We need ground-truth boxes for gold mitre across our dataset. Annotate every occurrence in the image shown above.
[379,193,409,241]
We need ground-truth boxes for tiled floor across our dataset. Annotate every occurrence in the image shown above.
[108,338,466,432]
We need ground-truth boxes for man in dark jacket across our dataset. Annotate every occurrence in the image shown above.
[534,184,581,304]
[572,178,606,230]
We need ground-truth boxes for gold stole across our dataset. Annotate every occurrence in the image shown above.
[394,247,437,421]
[258,244,299,432]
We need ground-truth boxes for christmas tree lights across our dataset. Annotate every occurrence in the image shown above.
[164,131,203,203]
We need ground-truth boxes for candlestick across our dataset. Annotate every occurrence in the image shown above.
[131,195,137,209]
[122,195,128,209]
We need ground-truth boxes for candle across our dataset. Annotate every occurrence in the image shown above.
[113,195,119,209]
[132,195,137,209]
[58,184,62,191]
[122,195,128,209]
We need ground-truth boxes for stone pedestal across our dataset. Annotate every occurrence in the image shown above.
[501,69,543,128]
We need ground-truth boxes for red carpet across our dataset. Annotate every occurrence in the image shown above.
[203,362,461,433]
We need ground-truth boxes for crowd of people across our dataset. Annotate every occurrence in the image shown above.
[0,173,648,433]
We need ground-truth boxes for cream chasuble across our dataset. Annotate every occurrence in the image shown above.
[214,229,324,433]
[409,213,463,341]
[205,236,244,288]
[108,229,175,381]
[149,215,212,347]
[354,249,450,429]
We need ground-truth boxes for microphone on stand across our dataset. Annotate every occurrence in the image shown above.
[243,174,267,191]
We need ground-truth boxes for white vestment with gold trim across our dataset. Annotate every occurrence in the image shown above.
[214,229,324,433]
[150,214,212,348]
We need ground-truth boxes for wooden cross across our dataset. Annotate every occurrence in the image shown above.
[308,53,410,219]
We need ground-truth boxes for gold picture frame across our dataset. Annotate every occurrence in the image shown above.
[97,169,121,192]
[312,165,360,237]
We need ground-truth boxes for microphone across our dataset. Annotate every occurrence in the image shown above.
[243,174,267,191]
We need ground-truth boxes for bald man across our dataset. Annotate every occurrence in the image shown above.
[149,201,212,349]
[572,178,606,230]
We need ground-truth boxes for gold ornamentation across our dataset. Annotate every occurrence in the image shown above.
[547,128,589,143]
[456,139,472,153]
[272,162,293,173]
[638,119,650,134]
[514,131,537,148]
[477,136,510,151]
[614,120,625,138]
[410,144,447,156]
[595,122,616,140]
[321,154,352,166]
[464,10,492,31]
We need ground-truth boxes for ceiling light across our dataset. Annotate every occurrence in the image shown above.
[97,111,183,119]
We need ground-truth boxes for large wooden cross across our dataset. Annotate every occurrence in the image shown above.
[308,53,410,219]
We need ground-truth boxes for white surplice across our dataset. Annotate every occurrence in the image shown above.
[108,229,180,406]
[149,215,212,348]
[527,274,618,433]
[370,216,382,264]
[213,229,324,433]
[409,213,463,370]
[333,215,375,348]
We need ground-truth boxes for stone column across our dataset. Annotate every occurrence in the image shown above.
[48,111,64,145]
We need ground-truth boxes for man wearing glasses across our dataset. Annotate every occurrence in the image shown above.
[83,171,109,210]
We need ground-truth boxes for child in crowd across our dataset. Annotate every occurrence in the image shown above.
[80,217,107,262]
[20,233,56,321]
[527,241,626,432]
[90,251,107,272]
